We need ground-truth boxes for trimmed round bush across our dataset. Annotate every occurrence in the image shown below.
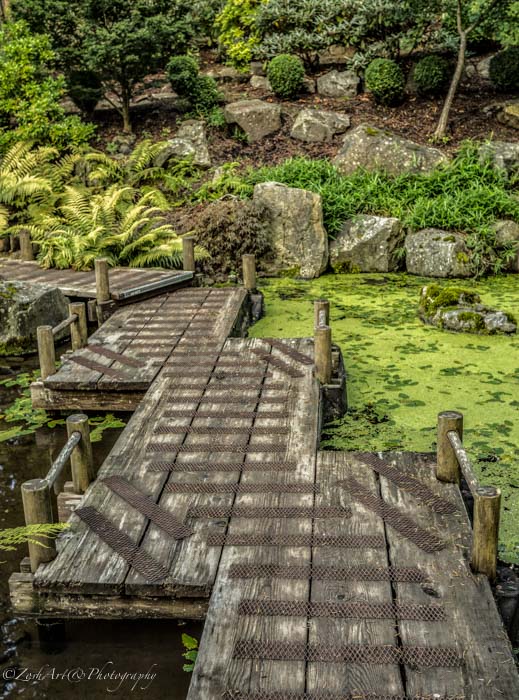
[413,56,450,96]
[267,54,305,98]
[365,58,405,106]
[167,55,200,95]
[489,46,519,92]
[192,76,221,113]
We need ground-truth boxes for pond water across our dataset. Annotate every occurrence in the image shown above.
[0,357,200,700]
[250,272,519,565]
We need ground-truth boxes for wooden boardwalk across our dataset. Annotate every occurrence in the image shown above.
[31,287,249,411]
[0,259,192,301]
[189,451,519,700]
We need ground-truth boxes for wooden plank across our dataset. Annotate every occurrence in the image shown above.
[307,451,404,696]
[380,452,519,700]
[188,339,319,699]
[31,382,143,412]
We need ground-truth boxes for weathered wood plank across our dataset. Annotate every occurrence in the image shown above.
[188,339,319,699]
[379,452,519,700]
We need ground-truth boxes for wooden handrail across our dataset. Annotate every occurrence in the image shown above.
[37,302,88,378]
[45,431,81,488]
[52,314,78,336]
[437,411,501,581]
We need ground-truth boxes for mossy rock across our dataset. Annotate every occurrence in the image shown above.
[419,284,480,316]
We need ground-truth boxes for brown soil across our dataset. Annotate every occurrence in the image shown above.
[90,58,518,169]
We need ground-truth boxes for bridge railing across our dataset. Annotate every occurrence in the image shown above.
[21,414,93,572]
[437,410,501,581]
[36,302,88,380]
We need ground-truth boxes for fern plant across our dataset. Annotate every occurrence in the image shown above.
[12,184,193,270]
[0,524,68,553]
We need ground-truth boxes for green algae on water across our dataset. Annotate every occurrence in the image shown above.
[250,273,519,564]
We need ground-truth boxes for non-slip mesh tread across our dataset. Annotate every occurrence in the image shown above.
[167,482,320,494]
[165,396,288,404]
[233,641,461,667]
[264,339,314,366]
[223,692,464,700]
[153,426,288,435]
[188,505,351,519]
[146,443,287,454]
[228,563,428,583]
[208,534,385,548]
[345,477,446,553]
[162,410,289,419]
[75,506,168,583]
[251,348,305,378]
[101,475,193,540]
[357,453,457,515]
[237,599,445,621]
[147,461,297,473]
[68,355,131,379]
[86,345,143,368]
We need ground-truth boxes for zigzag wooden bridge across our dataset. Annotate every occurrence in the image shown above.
[7,259,519,699]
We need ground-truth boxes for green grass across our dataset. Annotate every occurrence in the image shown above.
[244,144,519,276]
[250,272,519,564]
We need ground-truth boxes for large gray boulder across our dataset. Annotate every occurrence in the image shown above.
[291,109,350,143]
[224,99,281,142]
[334,124,449,177]
[329,215,403,272]
[497,102,519,130]
[253,182,328,279]
[479,141,519,176]
[492,220,519,272]
[405,229,472,278]
[155,120,211,168]
[0,281,68,355]
[317,70,359,98]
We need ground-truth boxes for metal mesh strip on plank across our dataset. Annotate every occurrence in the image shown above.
[147,461,297,473]
[86,345,144,368]
[153,426,288,436]
[237,599,445,621]
[101,475,193,540]
[207,533,385,548]
[166,482,320,494]
[251,348,305,378]
[163,396,288,405]
[146,443,287,454]
[189,505,351,519]
[345,477,446,553]
[75,506,168,583]
[223,692,465,700]
[162,410,289,419]
[228,563,428,583]
[168,351,241,358]
[68,355,132,379]
[356,453,457,515]
[264,338,314,366]
[165,369,270,378]
[232,641,461,667]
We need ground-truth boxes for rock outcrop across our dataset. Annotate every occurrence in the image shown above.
[316,70,359,98]
[224,99,281,142]
[253,182,328,279]
[479,141,519,176]
[334,124,449,177]
[0,281,68,355]
[155,120,211,168]
[405,229,471,278]
[291,109,350,143]
[329,215,403,272]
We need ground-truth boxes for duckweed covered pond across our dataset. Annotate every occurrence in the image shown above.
[250,273,519,564]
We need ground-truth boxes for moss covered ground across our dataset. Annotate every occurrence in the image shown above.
[250,273,519,564]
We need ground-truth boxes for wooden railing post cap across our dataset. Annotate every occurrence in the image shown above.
[477,485,500,498]
[438,410,463,420]
[67,413,89,426]
[22,478,48,492]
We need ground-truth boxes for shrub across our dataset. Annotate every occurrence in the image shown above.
[192,76,221,114]
[365,58,405,105]
[215,0,263,68]
[167,55,200,94]
[266,54,305,98]
[190,198,271,274]
[413,55,450,96]
[66,70,103,117]
[489,46,519,92]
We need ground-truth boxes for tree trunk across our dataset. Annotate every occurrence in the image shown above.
[434,30,467,140]
[121,86,132,133]
[0,0,11,21]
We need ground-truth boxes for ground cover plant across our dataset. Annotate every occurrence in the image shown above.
[250,272,519,564]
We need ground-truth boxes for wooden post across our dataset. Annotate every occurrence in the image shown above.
[314,299,330,329]
[471,485,501,581]
[182,237,195,272]
[37,326,56,380]
[19,231,34,261]
[436,411,463,484]
[87,299,97,324]
[94,258,110,303]
[21,479,57,573]
[315,324,332,385]
[68,302,88,350]
[242,254,257,291]
[67,414,94,494]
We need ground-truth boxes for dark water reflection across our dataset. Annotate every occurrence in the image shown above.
[0,358,201,699]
